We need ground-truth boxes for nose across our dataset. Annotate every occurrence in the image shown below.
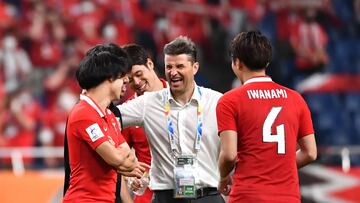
[168,69,178,77]
[133,77,141,85]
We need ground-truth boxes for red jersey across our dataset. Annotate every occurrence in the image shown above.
[122,124,152,203]
[63,95,125,203]
[122,126,151,165]
[216,76,314,203]
[121,78,167,203]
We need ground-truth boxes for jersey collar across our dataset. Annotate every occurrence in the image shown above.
[244,76,272,85]
[166,82,201,105]
[160,78,168,88]
[80,94,107,117]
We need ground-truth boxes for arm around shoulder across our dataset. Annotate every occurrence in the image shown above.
[116,95,146,128]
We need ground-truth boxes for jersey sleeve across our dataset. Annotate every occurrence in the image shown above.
[72,120,111,150]
[297,95,315,139]
[117,95,146,128]
[216,95,238,134]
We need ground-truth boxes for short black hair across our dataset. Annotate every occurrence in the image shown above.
[87,43,129,58]
[230,31,272,71]
[163,36,197,63]
[122,44,151,68]
[76,44,130,90]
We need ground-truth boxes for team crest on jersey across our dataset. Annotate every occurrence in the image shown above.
[86,123,104,142]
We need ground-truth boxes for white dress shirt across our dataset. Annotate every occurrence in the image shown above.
[118,83,223,190]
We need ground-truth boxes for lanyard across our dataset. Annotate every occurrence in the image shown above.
[164,87,203,156]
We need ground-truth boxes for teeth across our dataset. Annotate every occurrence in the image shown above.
[137,83,146,90]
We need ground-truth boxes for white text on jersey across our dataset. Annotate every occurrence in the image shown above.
[247,89,288,99]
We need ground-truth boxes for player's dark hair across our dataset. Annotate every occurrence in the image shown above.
[87,43,129,58]
[164,36,197,63]
[122,44,151,68]
[230,31,272,70]
[76,44,130,90]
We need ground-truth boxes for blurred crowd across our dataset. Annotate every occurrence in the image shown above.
[0,0,359,168]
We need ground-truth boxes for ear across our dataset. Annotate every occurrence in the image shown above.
[234,59,245,72]
[108,77,115,83]
[192,62,199,75]
[147,58,154,70]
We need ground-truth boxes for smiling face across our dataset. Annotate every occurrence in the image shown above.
[164,54,198,98]
[128,59,156,96]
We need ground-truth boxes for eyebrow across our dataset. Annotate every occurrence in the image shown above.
[132,70,142,75]
[165,63,185,68]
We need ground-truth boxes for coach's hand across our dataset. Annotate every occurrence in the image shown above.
[218,175,232,196]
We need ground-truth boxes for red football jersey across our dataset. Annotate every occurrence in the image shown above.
[216,76,314,203]
[122,126,151,165]
[63,95,125,203]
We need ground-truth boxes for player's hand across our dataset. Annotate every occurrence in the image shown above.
[118,167,143,178]
[129,177,143,191]
[117,162,150,178]
[218,175,232,196]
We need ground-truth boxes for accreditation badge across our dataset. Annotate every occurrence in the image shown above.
[173,155,196,198]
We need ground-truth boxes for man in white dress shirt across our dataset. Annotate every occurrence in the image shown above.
[118,36,224,203]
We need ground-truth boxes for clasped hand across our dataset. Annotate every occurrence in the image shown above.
[117,162,150,179]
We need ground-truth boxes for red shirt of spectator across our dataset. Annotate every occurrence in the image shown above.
[29,40,62,68]
[102,20,134,46]
[0,89,40,165]
[0,2,16,30]
[128,0,155,32]
[41,92,74,147]
[290,11,329,70]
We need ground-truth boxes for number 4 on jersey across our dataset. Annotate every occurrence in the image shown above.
[263,107,285,154]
